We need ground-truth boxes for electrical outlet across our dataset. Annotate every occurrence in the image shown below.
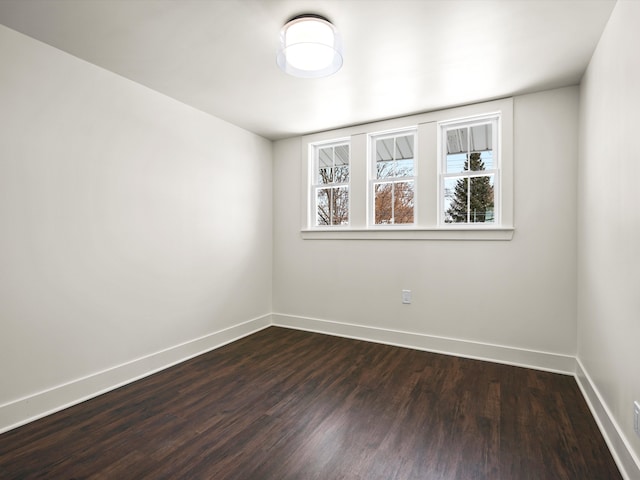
[634,401,640,438]
[402,290,412,304]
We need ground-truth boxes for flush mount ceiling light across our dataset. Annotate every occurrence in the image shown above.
[276,14,343,78]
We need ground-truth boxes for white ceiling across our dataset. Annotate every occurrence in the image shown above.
[0,0,616,140]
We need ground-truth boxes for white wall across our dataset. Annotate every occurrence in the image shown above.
[0,25,272,429]
[273,87,579,366]
[578,0,640,474]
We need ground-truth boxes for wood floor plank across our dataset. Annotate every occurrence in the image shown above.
[0,327,622,479]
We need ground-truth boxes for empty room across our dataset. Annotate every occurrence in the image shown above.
[0,0,638,478]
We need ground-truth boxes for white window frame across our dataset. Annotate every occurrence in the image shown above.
[300,97,514,240]
[438,114,501,227]
[309,138,351,228]
[368,128,418,227]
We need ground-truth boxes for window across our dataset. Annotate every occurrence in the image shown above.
[371,130,416,225]
[311,141,350,226]
[301,98,513,240]
[440,116,499,225]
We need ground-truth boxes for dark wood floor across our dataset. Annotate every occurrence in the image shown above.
[0,327,622,479]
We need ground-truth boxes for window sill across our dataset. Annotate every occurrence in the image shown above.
[300,227,515,241]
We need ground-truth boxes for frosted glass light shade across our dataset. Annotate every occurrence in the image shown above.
[277,14,343,78]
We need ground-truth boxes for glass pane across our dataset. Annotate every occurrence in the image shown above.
[334,165,349,183]
[332,186,349,225]
[446,152,467,174]
[376,137,395,179]
[334,144,349,183]
[377,134,416,178]
[479,150,494,170]
[394,181,414,224]
[376,137,394,161]
[316,188,330,225]
[446,123,493,171]
[443,176,468,223]
[335,144,349,165]
[470,123,492,152]
[446,127,468,155]
[376,160,395,179]
[318,146,333,183]
[374,183,393,224]
[318,167,333,184]
[395,134,414,159]
[467,152,487,172]
[395,134,414,177]
[469,175,495,223]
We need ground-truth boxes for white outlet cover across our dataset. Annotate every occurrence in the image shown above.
[634,401,640,436]
[402,290,411,304]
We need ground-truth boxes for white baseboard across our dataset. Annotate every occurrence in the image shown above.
[575,359,640,480]
[0,314,271,434]
[271,313,576,374]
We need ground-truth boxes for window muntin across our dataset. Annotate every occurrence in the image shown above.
[371,131,416,225]
[440,117,499,225]
[312,141,350,226]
